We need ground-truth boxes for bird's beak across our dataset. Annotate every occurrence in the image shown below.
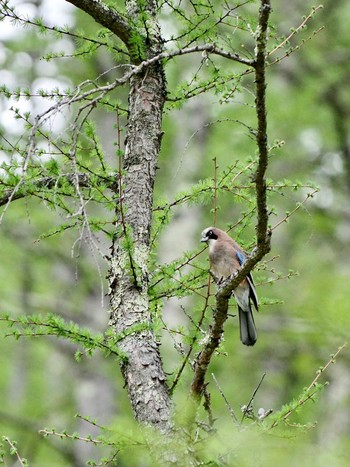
[200,235,208,243]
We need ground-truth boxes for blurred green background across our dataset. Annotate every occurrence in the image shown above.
[0,0,349,465]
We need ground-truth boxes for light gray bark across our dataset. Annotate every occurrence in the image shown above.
[107,2,172,432]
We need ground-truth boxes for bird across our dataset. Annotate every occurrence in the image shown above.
[200,226,258,346]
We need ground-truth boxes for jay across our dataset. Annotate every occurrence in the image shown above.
[200,227,258,346]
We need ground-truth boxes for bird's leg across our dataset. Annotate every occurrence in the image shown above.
[217,276,225,286]
[209,270,221,284]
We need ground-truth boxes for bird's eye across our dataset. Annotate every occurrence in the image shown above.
[208,230,213,237]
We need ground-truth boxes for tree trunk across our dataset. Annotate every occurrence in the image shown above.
[108,2,171,432]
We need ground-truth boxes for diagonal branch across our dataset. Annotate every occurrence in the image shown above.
[14,43,253,128]
[65,0,132,47]
[191,0,272,401]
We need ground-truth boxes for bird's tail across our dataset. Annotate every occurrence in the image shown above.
[238,307,257,346]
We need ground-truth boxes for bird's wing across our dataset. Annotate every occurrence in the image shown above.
[247,273,259,311]
[235,249,259,311]
[235,250,245,266]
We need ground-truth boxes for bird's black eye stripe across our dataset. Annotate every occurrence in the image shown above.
[207,230,218,240]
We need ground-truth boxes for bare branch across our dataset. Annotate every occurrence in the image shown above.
[143,43,254,67]
[241,372,266,424]
[212,373,238,423]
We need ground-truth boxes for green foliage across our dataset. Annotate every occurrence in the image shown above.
[0,346,339,466]
[0,436,28,467]
[0,313,126,360]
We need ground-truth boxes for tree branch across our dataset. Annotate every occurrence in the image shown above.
[0,173,117,207]
[65,0,132,47]
[253,0,271,248]
[191,0,272,402]
[18,43,253,127]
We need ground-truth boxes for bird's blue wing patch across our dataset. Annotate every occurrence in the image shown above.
[236,250,246,266]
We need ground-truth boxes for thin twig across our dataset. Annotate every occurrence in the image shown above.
[2,437,26,467]
[268,5,323,57]
[270,343,347,428]
[241,373,266,424]
[39,428,116,446]
[0,173,115,207]
[212,373,238,423]
[306,344,347,392]
[169,275,212,394]
[271,188,319,231]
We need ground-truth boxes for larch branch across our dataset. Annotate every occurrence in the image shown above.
[0,173,116,207]
[65,0,132,47]
[191,0,272,402]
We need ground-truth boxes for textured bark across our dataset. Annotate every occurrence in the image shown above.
[108,63,170,430]
[65,0,132,47]
[107,1,171,432]
[254,0,271,248]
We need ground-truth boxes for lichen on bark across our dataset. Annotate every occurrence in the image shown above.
[107,0,172,433]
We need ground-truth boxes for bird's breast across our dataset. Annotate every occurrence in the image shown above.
[209,250,237,278]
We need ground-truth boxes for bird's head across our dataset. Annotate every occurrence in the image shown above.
[200,227,219,244]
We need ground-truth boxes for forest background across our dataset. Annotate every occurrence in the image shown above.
[0,0,349,465]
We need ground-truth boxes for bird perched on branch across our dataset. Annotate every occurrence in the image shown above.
[200,227,258,346]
